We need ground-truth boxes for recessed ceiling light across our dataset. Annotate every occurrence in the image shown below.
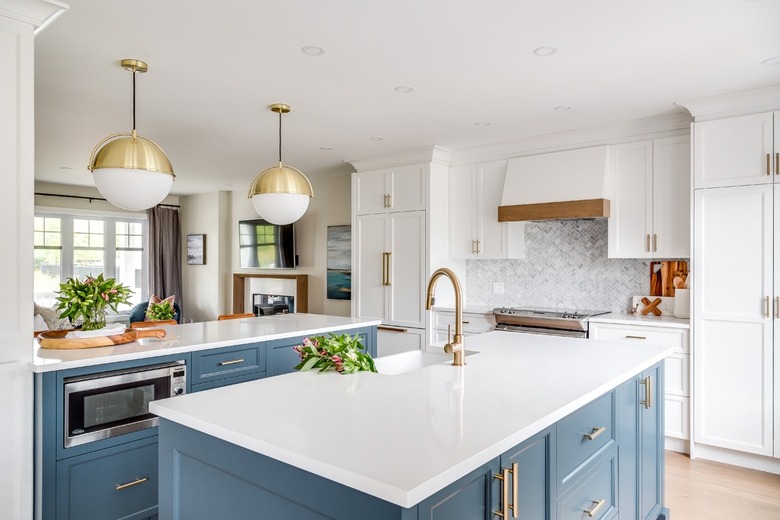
[762,56,780,66]
[394,86,414,94]
[369,136,384,142]
[533,46,558,56]
[474,122,491,127]
[319,146,333,151]
[554,105,572,112]
[301,45,326,56]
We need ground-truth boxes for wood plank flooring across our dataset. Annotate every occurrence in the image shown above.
[666,451,780,520]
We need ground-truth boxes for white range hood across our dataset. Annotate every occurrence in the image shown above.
[498,145,611,221]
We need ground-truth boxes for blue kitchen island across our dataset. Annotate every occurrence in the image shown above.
[151,331,672,520]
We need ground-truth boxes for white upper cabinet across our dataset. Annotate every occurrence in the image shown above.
[694,112,777,189]
[608,135,690,258]
[354,165,427,215]
[449,161,524,259]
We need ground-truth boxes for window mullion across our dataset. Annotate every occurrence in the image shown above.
[62,217,74,279]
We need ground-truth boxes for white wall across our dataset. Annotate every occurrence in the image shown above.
[179,191,230,322]
[231,167,353,316]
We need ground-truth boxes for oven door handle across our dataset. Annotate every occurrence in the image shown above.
[495,325,587,338]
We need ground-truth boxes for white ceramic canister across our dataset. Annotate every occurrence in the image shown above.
[673,289,690,318]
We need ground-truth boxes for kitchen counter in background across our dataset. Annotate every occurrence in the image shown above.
[590,312,690,329]
[31,314,382,373]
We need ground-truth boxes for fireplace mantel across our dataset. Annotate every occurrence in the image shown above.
[232,274,308,314]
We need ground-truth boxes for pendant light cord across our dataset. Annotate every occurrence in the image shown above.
[278,109,282,163]
[132,69,137,131]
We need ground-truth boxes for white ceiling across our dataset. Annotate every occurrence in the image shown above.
[34,0,780,196]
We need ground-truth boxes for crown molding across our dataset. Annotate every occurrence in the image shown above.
[346,145,452,172]
[676,84,780,121]
[448,113,691,166]
[0,0,68,33]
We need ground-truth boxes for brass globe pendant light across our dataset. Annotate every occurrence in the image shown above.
[248,103,314,225]
[87,59,175,211]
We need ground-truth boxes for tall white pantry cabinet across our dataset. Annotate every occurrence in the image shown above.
[351,151,456,357]
[693,111,780,464]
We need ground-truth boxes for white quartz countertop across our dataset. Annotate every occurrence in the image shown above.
[589,312,690,329]
[32,314,381,373]
[150,331,672,508]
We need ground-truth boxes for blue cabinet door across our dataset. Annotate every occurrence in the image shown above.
[639,363,664,520]
[415,458,500,520]
[501,428,554,520]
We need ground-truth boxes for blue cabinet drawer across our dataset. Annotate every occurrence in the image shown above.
[557,392,614,484]
[191,343,265,384]
[557,449,618,520]
[56,436,158,520]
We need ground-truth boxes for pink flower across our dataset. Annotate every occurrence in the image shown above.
[109,289,117,294]
[332,355,342,363]
[101,293,109,301]
[85,277,94,284]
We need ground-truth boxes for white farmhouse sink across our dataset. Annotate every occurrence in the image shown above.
[374,349,477,375]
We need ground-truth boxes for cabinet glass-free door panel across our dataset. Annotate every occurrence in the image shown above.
[386,211,425,328]
[355,214,388,321]
[653,135,691,258]
[354,171,390,215]
[694,185,774,455]
[608,140,653,258]
[694,112,774,188]
[449,164,478,258]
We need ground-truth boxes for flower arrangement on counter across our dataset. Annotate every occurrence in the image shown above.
[293,333,377,374]
[55,274,133,330]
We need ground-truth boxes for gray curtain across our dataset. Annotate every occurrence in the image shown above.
[147,206,183,318]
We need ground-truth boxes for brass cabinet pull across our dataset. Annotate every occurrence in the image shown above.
[653,234,657,253]
[625,335,646,340]
[776,152,779,176]
[218,358,245,366]
[767,154,772,176]
[493,467,510,518]
[766,296,771,318]
[382,252,390,286]
[387,193,392,208]
[646,234,650,252]
[641,376,653,409]
[377,325,408,333]
[776,296,779,319]
[584,499,606,518]
[476,240,481,254]
[509,462,518,518]
[583,426,606,441]
[472,240,477,254]
[116,477,148,491]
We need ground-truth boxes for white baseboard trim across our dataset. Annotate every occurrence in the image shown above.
[692,443,780,475]
[665,437,689,454]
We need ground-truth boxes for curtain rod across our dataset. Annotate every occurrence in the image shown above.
[34,192,180,209]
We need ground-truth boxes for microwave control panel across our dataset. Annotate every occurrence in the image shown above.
[172,367,186,396]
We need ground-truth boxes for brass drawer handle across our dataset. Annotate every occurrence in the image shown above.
[641,376,653,409]
[766,296,771,318]
[493,467,510,518]
[583,426,606,441]
[776,296,779,319]
[653,233,657,252]
[218,358,245,366]
[377,325,408,333]
[767,154,772,176]
[624,335,646,340]
[776,152,779,176]
[116,477,148,491]
[584,499,606,518]
[646,234,650,252]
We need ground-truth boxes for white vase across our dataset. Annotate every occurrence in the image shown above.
[673,289,690,318]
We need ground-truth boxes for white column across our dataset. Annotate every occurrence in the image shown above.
[0,2,67,518]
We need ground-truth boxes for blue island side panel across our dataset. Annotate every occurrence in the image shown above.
[158,419,416,520]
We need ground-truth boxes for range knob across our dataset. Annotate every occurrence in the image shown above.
[174,387,184,395]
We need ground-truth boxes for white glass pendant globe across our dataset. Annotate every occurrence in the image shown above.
[251,193,310,225]
[93,168,174,211]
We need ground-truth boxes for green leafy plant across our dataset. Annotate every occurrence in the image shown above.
[55,274,133,329]
[147,300,175,321]
[293,333,377,374]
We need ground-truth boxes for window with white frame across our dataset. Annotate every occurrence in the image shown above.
[34,210,148,312]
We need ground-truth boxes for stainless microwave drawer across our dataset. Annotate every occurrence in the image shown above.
[191,343,265,384]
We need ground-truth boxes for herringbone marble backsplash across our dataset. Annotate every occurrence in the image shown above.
[465,219,663,313]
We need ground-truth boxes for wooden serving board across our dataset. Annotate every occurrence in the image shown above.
[37,328,167,350]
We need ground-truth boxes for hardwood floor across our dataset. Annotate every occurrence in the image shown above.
[666,451,780,519]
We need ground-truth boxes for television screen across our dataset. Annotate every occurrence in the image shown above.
[238,219,296,269]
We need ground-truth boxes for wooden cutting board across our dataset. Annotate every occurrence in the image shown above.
[37,328,167,349]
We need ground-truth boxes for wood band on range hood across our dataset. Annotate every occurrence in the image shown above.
[498,198,610,222]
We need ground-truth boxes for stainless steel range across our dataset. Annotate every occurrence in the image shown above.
[493,307,611,338]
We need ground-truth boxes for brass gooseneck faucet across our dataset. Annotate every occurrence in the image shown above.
[425,268,465,366]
